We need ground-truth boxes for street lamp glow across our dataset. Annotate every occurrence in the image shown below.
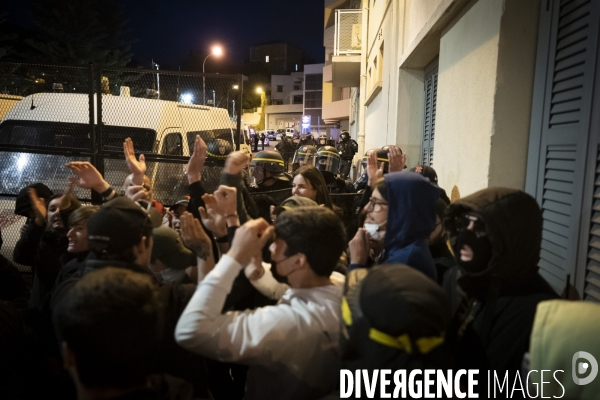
[181,93,194,104]
[256,87,263,93]
[212,46,223,57]
[233,85,239,90]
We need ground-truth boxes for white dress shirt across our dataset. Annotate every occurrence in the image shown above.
[175,254,344,400]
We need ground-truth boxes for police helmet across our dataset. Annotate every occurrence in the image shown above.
[316,145,341,175]
[291,145,317,172]
[251,150,285,185]
[318,134,329,146]
[340,131,350,141]
[206,138,233,160]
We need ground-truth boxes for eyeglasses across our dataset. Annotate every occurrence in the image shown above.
[365,197,388,213]
[454,214,487,238]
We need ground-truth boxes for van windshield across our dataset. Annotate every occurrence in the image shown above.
[0,120,157,152]
[187,129,233,154]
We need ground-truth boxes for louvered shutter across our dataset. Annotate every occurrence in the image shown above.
[422,62,438,166]
[582,149,600,301]
[526,0,600,294]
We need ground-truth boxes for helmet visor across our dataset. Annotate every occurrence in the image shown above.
[292,148,316,167]
[250,164,264,185]
[316,152,341,174]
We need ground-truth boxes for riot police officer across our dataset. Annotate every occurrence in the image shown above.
[354,148,390,192]
[275,136,295,171]
[291,145,317,173]
[336,131,356,180]
[316,145,355,194]
[296,132,316,149]
[317,134,329,147]
[250,150,292,192]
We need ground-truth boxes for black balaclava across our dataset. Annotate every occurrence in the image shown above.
[454,229,494,274]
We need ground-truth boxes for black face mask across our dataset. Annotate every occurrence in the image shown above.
[454,229,494,274]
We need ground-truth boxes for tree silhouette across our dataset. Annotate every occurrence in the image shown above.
[24,0,134,67]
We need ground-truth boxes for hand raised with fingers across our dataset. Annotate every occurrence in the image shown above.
[214,185,238,218]
[228,218,274,267]
[388,146,405,173]
[224,151,249,175]
[366,150,384,186]
[28,188,47,227]
[180,212,212,261]
[125,184,150,202]
[56,181,75,210]
[66,162,110,193]
[244,248,265,281]
[199,193,227,238]
[123,137,146,185]
[187,135,207,184]
[348,227,370,266]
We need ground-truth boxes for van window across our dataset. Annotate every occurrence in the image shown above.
[187,129,233,154]
[0,120,91,149]
[161,132,182,156]
[102,126,157,153]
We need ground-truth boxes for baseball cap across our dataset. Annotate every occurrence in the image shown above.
[273,196,318,215]
[87,196,162,254]
[170,196,190,210]
[151,226,195,270]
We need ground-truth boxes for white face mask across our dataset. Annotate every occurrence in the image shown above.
[364,222,386,241]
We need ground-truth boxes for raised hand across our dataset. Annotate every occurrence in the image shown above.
[123,137,146,185]
[28,188,47,227]
[66,162,110,193]
[180,212,212,261]
[366,150,384,186]
[348,227,370,266]
[388,146,405,173]
[228,218,274,267]
[199,193,227,238]
[56,181,75,210]
[187,135,207,184]
[224,151,249,175]
[214,185,238,222]
[125,184,150,202]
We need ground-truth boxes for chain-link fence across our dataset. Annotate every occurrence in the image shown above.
[0,61,244,275]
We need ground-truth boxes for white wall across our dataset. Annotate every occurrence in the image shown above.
[434,0,503,197]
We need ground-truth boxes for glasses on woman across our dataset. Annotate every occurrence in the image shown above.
[365,197,388,213]
[454,213,487,238]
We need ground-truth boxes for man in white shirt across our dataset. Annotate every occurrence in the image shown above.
[175,207,347,400]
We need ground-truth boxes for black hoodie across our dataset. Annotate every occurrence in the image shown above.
[444,188,557,388]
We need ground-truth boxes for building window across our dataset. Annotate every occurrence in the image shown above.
[293,95,303,104]
[305,74,323,91]
[294,85,301,90]
[272,99,283,105]
[265,55,270,63]
[295,64,298,71]
[305,91,322,109]
[378,42,384,82]
[276,85,283,92]
[421,59,438,166]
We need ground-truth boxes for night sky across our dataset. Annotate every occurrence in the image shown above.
[4,0,325,70]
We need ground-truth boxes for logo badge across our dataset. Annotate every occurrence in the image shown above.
[219,146,226,155]
[572,351,598,385]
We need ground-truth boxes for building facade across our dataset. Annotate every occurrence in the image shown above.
[328,0,600,300]
[249,43,303,75]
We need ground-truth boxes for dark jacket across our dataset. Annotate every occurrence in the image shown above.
[381,172,439,281]
[444,188,557,385]
[51,256,211,399]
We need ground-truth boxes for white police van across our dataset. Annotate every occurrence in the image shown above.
[0,92,250,202]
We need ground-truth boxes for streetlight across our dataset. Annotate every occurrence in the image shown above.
[227,84,239,117]
[203,45,223,105]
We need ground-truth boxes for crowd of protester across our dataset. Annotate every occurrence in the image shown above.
[0,133,597,400]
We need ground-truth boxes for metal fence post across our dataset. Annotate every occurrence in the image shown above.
[236,74,243,151]
[88,63,103,204]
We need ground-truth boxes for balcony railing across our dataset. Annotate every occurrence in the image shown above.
[334,9,362,56]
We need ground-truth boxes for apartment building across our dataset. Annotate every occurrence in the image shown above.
[328,0,600,300]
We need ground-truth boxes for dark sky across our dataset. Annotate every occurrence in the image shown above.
[4,0,325,70]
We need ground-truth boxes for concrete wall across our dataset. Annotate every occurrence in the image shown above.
[434,0,503,197]
[488,0,540,190]
[403,0,445,51]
